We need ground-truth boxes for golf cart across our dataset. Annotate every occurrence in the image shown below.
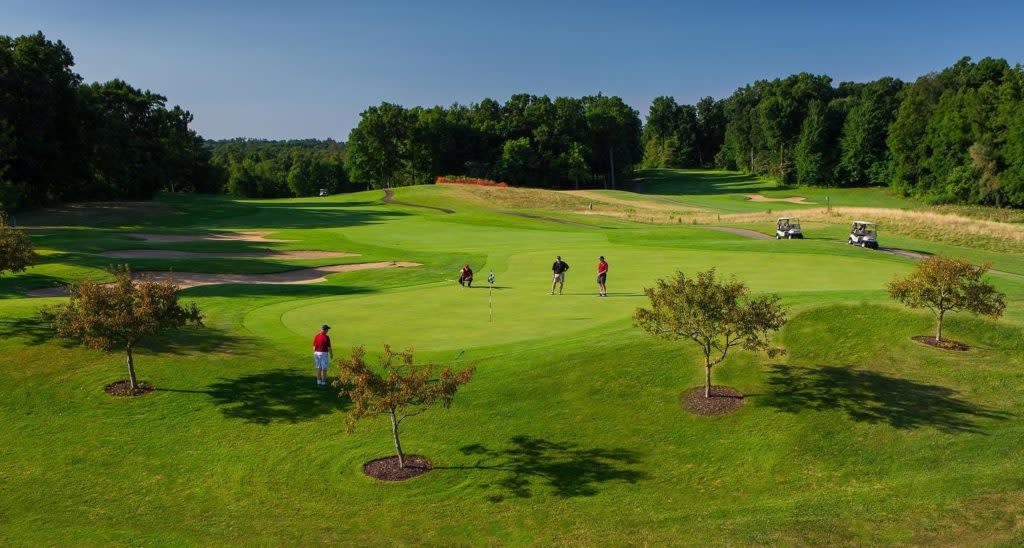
[318,188,330,197]
[776,217,803,239]
[849,221,878,249]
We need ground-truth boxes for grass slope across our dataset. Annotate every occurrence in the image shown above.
[1,171,1023,545]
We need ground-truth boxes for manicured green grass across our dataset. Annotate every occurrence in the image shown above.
[1,172,1023,545]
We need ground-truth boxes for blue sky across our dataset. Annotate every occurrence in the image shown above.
[5,0,1023,139]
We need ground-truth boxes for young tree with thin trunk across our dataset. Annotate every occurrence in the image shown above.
[41,266,203,393]
[887,256,1005,343]
[634,269,787,399]
[336,345,474,468]
[0,215,36,277]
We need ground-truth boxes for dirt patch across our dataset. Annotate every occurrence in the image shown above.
[681,386,745,416]
[363,455,432,481]
[98,250,357,260]
[26,261,421,297]
[105,380,155,397]
[746,194,814,204]
[382,189,455,214]
[913,336,970,352]
[125,231,292,243]
[702,226,772,240]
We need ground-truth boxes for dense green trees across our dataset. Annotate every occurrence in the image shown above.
[344,94,641,190]
[655,57,1022,206]
[206,138,348,198]
[0,32,215,211]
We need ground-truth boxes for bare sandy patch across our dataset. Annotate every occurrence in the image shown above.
[98,250,358,260]
[26,262,420,297]
[125,231,292,243]
[745,194,814,204]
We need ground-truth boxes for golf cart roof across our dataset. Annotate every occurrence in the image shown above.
[777,217,799,221]
[852,221,877,226]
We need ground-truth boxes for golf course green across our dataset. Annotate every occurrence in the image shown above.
[1,170,1023,545]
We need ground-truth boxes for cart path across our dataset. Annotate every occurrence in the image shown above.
[382,189,455,214]
[876,247,1024,279]
[26,261,421,297]
[500,211,603,229]
[702,226,773,240]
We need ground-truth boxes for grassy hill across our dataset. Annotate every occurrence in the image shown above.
[1,170,1023,544]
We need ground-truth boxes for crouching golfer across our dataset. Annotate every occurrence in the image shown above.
[313,324,332,386]
[459,264,474,287]
[551,255,570,295]
[597,256,608,297]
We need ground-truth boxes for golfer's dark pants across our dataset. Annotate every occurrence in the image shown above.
[460,277,472,287]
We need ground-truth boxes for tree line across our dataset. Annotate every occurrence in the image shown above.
[205,138,349,198]
[0,32,217,211]
[344,95,642,189]
[645,57,1024,207]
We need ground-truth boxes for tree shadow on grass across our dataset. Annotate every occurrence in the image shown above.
[445,435,646,501]
[763,364,1010,433]
[200,370,349,425]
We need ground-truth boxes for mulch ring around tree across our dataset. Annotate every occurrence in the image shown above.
[681,386,745,416]
[105,380,155,397]
[912,336,970,352]
[363,455,433,481]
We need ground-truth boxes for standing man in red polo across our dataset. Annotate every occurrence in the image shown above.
[313,324,332,386]
[597,256,609,297]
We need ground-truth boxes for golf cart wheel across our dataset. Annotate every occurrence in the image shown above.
[776,235,782,240]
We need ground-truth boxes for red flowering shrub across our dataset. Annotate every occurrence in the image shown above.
[435,176,508,188]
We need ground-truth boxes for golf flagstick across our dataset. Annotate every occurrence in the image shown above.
[487,270,496,322]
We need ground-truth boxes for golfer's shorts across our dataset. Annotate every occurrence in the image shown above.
[597,273,607,284]
[553,273,565,283]
[313,351,330,370]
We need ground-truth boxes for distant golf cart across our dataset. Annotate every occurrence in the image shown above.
[775,217,803,239]
[848,221,879,249]
[318,188,330,197]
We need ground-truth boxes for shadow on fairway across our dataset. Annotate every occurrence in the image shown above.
[202,369,349,425]
[445,435,646,501]
[0,273,68,299]
[764,365,1010,433]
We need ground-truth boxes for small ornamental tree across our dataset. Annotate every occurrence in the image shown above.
[887,256,1006,343]
[337,345,474,468]
[42,266,203,393]
[0,221,36,277]
[634,268,787,398]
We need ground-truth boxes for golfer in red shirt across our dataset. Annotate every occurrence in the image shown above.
[313,324,332,386]
[597,256,608,297]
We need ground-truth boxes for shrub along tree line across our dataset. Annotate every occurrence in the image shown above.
[0,32,218,211]
[344,95,643,190]
[205,138,350,198]
[647,57,1024,207]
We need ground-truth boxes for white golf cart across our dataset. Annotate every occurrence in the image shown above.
[848,221,878,249]
[318,188,330,197]
[776,217,803,239]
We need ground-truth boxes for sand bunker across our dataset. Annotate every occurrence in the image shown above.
[125,231,292,243]
[98,250,357,260]
[745,194,813,204]
[26,262,421,297]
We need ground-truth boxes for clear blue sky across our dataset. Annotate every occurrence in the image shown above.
[6,0,1023,140]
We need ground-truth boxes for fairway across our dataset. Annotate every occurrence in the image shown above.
[2,170,1024,545]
